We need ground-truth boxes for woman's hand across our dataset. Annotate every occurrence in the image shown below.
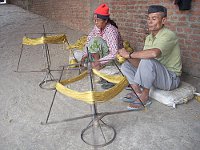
[91,53,101,70]
[118,48,130,59]
[81,54,88,66]
[92,61,102,70]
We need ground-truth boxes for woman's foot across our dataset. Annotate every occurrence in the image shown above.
[97,78,107,84]
[121,92,141,103]
[101,82,115,89]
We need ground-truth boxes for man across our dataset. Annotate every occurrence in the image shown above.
[119,5,182,110]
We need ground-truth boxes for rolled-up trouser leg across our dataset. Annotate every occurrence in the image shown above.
[121,59,180,91]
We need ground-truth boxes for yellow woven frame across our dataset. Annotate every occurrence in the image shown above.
[22,34,67,45]
[56,69,128,104]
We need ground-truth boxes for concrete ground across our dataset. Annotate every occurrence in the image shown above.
[0,4,200,150]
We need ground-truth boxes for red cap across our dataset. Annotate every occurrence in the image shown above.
[94,4,110,16]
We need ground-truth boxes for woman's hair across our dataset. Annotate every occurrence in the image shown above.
[107,18,118,29]
[96,14,118,29]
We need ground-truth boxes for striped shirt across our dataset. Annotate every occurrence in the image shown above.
[86,23,123,64]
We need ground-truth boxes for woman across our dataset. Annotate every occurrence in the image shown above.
[81,3,123,70]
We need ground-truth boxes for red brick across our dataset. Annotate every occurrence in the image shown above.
[189,35,200,41]
[191,23,200,29]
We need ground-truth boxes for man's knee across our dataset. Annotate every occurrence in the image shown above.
[138,59,159,71]
[139,59,154,66]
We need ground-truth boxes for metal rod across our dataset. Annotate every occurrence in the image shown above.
[43,25,51,71]
[44,66,65,124]
[16,44,24,72]
[14,68,77,73]
[98,120,107,143]
[86,47,97,116]
[41,107,143,125]
[25,32,68,35]
[45,44,51,70]
[38,24,55,85]
[41,113,94,125]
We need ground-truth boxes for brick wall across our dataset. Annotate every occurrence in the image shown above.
[9,0,200,77]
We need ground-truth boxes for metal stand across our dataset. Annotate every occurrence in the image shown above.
[79,48,116,147]
[38,25,57,90]
[16,27,84,89]
[81,119,116,147]
[15,25,63,90]
[38,48,57,90]
[43,66,65,124]
[41,51,147,147]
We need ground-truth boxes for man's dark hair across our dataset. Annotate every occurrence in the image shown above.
[148,5,167,17]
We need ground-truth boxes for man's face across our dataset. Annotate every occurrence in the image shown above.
[147,12,166,33]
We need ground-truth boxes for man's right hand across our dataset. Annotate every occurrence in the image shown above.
[118,48,130,59]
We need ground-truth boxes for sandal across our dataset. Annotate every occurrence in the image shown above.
[125,85,132,91]
[97,78,108,84]
[121,92,141,103]
[127,100,152,110]
[101,82,115,89]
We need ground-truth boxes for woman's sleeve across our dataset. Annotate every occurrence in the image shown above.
[99,29,119,64]
[83,27,96,55]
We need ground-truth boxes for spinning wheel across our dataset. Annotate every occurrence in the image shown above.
[41,48,147,147]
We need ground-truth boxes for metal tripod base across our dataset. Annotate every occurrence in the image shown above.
[81,119,116,147]
[39,79,58,90]
[39,69,58,90]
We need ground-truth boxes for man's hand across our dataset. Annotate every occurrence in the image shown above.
[118,48,130,59]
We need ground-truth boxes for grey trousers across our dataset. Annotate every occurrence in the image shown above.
[121,59,180,90]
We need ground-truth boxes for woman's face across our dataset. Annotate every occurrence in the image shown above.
[93,14,107,30]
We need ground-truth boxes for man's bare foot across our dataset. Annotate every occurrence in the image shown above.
[130,84,142,94]
[128,88,150,109]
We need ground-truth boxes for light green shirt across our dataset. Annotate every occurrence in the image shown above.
[144,27,182,76]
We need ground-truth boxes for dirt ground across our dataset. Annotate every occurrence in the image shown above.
[0,4,200,150]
